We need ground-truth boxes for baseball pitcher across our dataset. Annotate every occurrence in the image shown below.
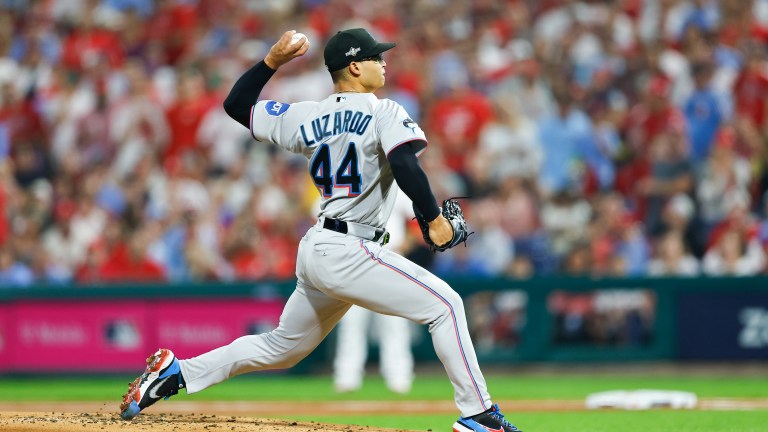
[120,28,521,432]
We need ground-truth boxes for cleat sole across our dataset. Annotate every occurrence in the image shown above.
[118,349,177,421]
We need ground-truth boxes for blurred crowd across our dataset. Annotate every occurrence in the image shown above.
[1,0,768,287]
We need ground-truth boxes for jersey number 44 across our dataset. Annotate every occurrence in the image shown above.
[310,142,362,197]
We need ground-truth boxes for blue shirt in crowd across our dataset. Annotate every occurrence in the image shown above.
[684,87,723,162]
[538,108,614,193]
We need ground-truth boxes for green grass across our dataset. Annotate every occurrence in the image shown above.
[1,373,767,431]
[286,412,768,432]
[3,374,767,401]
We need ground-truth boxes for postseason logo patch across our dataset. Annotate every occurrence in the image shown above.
[265,100,290,116]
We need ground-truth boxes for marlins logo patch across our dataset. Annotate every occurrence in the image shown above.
[265,100,290,116]
[402,118,418,131]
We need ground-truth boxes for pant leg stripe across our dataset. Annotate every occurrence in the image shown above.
[359,241,486,410]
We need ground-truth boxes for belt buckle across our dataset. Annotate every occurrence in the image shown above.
[380,231,390,246]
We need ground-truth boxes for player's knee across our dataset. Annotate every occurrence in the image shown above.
[267,345,311,368]
[276,355,304,369]
[440,287,464,310]
[261,331,316,368]
[426,288,465,328]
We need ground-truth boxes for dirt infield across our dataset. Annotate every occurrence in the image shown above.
[2,399,767,431]
[0,412,405,432]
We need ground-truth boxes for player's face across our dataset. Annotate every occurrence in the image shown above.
[356,53,387,91]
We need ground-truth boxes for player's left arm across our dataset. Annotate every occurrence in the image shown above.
[223,31,309,128]
[387,143,440,222]
[387,143,454,247]
[379,101,454,247]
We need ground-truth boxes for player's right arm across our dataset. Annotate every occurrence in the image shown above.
[223,31,309,128]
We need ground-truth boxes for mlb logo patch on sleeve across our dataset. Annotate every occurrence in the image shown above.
[265,101,290,116]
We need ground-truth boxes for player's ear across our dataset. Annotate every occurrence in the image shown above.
[348,61,362,77]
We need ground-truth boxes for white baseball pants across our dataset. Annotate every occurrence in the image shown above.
[178,222,492,417]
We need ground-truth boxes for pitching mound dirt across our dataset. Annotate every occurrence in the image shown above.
[0,412,409,432]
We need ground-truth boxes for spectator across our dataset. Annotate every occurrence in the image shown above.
[658,192,706,258]
[457,197,513,276]
[109,60,170,178]
[59,10,124,71]
[72,92,116,171]
[540,189,592,257]
[538,90,586,196]
[426,76,494,176]
[638,132,693,236]
[493,57,554,121]
[759,191,768,271]
[702,226,766,276]
[732,42,768,169]
[696,126,752,230]
[0,0,765,284]
[498,176,540,240]
[539,87,615,198]
[69,178,109,254]
[98,222,166,283]
[589,192,650,277]
[196,80,250,177]
[475,94,542,183]
[619,75,686,212]
[41,200,80,281]
[163,69,213,162]
[561,241,593,277]
[648,229,701,276]
[677,0,721,40]
[684,61,728,163]
[0,245,34,287]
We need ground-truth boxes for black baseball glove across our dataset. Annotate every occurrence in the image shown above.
[413,198,472,252]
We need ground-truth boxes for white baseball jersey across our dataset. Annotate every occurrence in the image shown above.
[250,93,427,229]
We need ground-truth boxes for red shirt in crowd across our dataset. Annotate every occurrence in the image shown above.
[427,89,494,173]
[733,65,768,128]
[61,27,124,70]
[0,97,45,145]
[164,92,215,161]
[232,249,270,281]
[144,0,199,64]
[96,243,166,283]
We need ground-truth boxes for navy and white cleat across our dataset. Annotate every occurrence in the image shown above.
[453,404,522,432]
[120,348,185,420]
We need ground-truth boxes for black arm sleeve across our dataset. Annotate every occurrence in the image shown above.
[387,141,441,222]
[223,60,277,129]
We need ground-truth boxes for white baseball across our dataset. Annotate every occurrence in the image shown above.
[290,32,307,46]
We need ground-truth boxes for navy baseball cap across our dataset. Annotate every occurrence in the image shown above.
[324,28,396,72]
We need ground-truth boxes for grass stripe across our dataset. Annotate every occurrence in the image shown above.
[2,374,767,401]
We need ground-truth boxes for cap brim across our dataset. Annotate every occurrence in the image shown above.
[371,42,396,55]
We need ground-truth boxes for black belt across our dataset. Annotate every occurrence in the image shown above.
[323,217,389,244]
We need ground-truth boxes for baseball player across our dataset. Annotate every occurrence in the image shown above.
[332,187,415,394]
[119,28,522,432]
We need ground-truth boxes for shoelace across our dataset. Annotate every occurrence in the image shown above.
[488,404,520,431]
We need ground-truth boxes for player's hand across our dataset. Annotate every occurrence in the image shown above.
[427,214,454,247]
[264,30,310,70]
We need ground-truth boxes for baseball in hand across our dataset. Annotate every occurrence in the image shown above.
[290,32,307,46]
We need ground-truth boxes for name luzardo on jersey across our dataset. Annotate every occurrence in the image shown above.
[300,110,373,146]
